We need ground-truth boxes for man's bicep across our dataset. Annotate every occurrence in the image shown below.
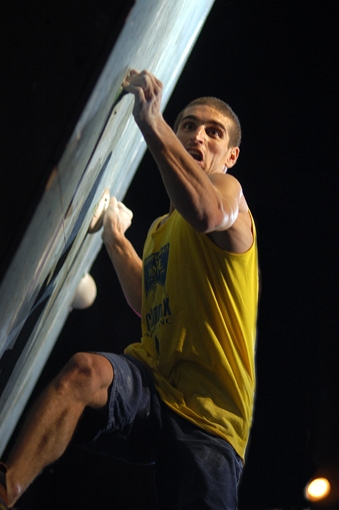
[208,174,242,230]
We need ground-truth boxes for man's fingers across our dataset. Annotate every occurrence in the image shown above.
[118,201,133,220]
[108,197,132,217]
[123,70,162,101]
[104,197,133,232]
[110,196,118,208]
[117,201,133,233]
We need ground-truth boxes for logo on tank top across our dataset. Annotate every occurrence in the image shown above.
[143,243,173,340]
[144,243,169,295]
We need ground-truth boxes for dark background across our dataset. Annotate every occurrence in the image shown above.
[3,0,338,508]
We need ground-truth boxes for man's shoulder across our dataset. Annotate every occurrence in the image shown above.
[147,214,169,234]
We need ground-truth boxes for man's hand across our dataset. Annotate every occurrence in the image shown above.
[123,69,163,128]
[102,197,133,246]
[101,197,141,315]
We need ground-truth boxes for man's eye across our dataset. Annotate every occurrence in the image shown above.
[182,122,194,130]
[208,128,222,138]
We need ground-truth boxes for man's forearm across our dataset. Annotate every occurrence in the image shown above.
[140,117,226,232]
[104,234,142,316]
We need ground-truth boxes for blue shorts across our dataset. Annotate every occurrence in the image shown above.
[82,353,243,509]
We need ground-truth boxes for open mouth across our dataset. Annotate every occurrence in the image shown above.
[186,148,203,162]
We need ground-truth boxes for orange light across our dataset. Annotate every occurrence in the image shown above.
[305,477,331,501]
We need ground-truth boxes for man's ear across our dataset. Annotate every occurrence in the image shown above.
[225,147,240,168]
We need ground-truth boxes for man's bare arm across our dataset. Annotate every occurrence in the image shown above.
[102,197,142,316]
[123,70,243,235]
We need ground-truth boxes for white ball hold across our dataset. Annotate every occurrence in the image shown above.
[72,273,97,309]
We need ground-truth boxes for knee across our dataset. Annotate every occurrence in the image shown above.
[65,352,98,378]
[55,353,113,406]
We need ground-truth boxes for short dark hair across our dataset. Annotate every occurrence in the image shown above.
[173,97,242,147]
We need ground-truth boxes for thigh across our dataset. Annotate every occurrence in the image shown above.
[155,406,243,510]
[79,353,162,465]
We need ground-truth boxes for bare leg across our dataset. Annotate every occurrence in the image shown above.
[5,352,113,508]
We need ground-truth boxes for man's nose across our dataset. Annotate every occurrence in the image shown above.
[191,126,205,143]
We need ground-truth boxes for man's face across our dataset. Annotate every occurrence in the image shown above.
[175,104,238,174]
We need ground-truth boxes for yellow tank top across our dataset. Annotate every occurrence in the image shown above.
[125,209,259,459]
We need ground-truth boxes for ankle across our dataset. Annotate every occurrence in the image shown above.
[2,466,22,508]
